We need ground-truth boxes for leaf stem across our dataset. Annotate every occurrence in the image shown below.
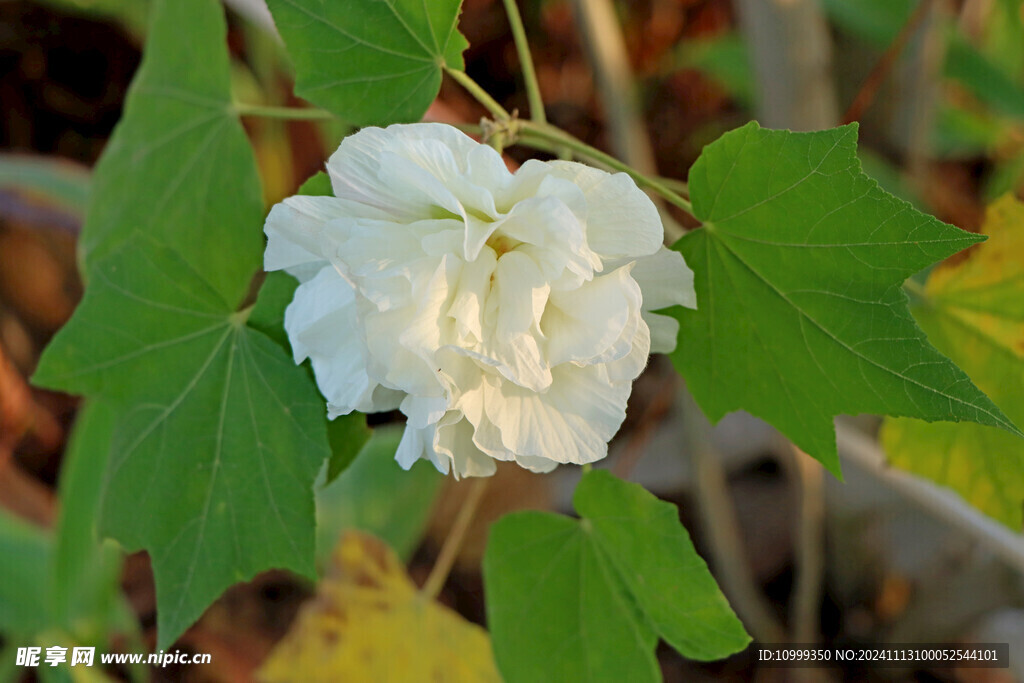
[232,103,336,120]
[517,122,696,218]
[502,0,546,124]
[421,477,489,600]
[444,67,512,121]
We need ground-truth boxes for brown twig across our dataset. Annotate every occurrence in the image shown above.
[785,444,826,645]
[841,0,937,125]
[421,477,489,599]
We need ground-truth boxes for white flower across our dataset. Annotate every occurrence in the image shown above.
[264,123,695,477]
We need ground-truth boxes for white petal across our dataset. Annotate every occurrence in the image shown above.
[396,423,449,474]
[284,267,382,415]
[630,247,697,311]
[545,160,664,259]
[435,416,498,478]
[543,264,642,367]
[645,311,681,355]
[482,365,630,465]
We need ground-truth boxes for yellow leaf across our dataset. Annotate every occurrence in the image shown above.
[259,531,502,683]
[882,195,1024,528]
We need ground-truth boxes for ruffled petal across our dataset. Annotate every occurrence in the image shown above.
[284,267,391,415]
[544,264,642,367]
[630,247,697,311]
[544,160,664,259]
[482,365,630,465]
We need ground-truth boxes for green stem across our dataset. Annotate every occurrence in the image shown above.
[517,122,696,218]
[232,102,336,120]
[444,67,512,121]
[502,0,546,124]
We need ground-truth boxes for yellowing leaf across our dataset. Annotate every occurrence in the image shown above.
[882,195,1024,528]
[259,532,501,683]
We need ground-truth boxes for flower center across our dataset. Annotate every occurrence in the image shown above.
[486,233,522,258]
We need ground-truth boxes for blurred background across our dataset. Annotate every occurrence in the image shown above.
[1,0,1023,680]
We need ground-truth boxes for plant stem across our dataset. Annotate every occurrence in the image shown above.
[517,122,696,218]
[421,477,489,600]
[786,444,825,644]
[232,103,336,120]
[444,67,512,121]
[502,0,546,124]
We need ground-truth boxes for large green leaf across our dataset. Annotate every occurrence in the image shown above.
[265,0,468,125]
[484,471,749,682]
[882,196,1024,528]
[670,122,1017,474]
[80,0,263,305]
[35,242,330,648]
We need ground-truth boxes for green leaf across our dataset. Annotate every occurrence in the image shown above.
[296,170,332,197]
[484,471,749,682]
[249,271,299,351]
[35,242,330,647]
[316,427,442,564]
[325,413,372,483]
[264,0,468,125]
[670,122,1017,474]
[80,0,263,306]
[49,401,131,642]
[0,510,50,636]
[882,196,1024,528]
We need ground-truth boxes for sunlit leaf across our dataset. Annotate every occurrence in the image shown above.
[260,531,500,683]
[80,0,263,305]
[882,195,1024,528]
[669,122,1017,474]
[265,0,468,125]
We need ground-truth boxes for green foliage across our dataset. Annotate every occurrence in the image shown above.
[264,0,468,125]
[34,0,332,648]
[78,0,263,305]
[316,427,443,565]
[0,510,50,636]
[484,470,749,682]
[36,242,330,647]
[882,196,1024,528]
[50,401,131,642]
[669,122,1017,474]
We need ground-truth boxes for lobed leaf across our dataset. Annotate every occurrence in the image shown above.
[33,0,332,648]
[882,196,1024,528]
[265,0,468,126]
[670,122,1018,474]
[484,470,749,682]
[36,243,330,646]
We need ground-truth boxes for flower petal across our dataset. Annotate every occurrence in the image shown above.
[481,365,630,465]
[545,160,664,258]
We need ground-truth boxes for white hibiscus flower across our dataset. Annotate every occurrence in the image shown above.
[264,123,695,477]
